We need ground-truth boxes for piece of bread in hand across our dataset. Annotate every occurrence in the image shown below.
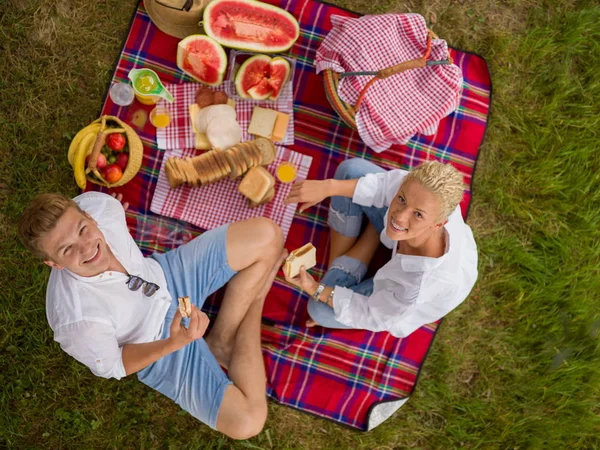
[178,296,192,318]
[283,243,317,278]
[238,166,275,203]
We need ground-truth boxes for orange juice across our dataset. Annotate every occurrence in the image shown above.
[135,74,156,93]
[276,162,297,183]
[150,106,171,128]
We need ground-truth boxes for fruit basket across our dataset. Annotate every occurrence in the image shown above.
[68,115,143,189]
[225,50,296,103]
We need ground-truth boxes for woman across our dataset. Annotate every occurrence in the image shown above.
[283,158,478,337]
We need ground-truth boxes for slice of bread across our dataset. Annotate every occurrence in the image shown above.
[249,186,275,208]
[254,137,276,165]
[238,166,275,203]
[283,243,317,278]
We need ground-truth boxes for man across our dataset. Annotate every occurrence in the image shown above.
[18,191,286,439]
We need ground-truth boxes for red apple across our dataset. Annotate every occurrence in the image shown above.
[115,152,129,171]
[86,153,107,170]
[106,133,126,152]
[102,164,123,183]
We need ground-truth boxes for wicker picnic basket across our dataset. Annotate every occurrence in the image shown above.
[323,31,453,130]
[85,115,143,188]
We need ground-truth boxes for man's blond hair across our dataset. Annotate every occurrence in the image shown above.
[18,194,83,259]
[404,161,466,221]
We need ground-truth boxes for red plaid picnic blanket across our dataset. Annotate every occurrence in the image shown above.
[93,0,491,431]
[155,81,295,149]
[316,14,463,152]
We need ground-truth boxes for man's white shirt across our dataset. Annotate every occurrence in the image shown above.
[332,169,479,337]
[46,192,171,379]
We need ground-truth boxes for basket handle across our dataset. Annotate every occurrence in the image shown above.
[350,31,451,113]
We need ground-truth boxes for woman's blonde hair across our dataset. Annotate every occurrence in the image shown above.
[404,161,466,221]
[18,194,83,259]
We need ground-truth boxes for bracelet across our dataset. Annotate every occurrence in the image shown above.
[327,288,335,304]
[312,284,325,302]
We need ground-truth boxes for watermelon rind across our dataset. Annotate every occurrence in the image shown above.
[176,34,227,86]
[234,54,272,99]
[267,56,291,101]
[203,0,300,53]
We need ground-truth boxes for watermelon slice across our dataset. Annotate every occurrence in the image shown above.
[176,35,227,86]
[235,54,272,99]
[268,57,291,101]
[203,0,300,53]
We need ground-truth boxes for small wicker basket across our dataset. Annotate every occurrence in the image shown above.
[323,31,452,130]
[85,115,143,188]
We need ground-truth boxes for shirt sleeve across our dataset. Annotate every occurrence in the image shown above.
[73,191,127,229]
[352,169,409,208]
[54,321,127,380]
[332,284,419,336]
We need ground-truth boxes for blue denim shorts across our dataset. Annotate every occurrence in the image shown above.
[138,223,236,429]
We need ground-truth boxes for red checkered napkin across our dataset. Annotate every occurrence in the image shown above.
[316,13,462,153]
[156,82,294,149]
[150,147,312,240]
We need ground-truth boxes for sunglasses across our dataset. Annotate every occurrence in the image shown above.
[126,275,160,297]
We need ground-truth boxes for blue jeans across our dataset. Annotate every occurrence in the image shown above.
[308,159,388,328]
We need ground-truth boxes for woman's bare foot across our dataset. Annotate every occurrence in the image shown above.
[306,318,317,328]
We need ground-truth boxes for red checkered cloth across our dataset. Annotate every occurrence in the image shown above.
[315,13,462,152]
[150,146,311,240]
[156,81,294,149]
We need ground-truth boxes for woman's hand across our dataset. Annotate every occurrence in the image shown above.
[284,266,319,296]
[284,180,331,213]
[168,305,210,349]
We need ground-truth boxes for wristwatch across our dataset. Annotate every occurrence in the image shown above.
[312,284,325,302]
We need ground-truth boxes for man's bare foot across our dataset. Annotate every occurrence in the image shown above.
[205,334,233,370]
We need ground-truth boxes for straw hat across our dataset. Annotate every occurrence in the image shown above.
[145,0,211,39]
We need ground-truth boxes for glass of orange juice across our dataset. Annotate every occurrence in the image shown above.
[150,105,171,128]
[276,162,297,183]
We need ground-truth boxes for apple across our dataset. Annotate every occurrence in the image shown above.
[106,133,126,152]
[86,153,107,170]
[115,152,129,171]
[102,164,123,183]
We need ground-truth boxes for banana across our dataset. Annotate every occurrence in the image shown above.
[72,131,97,189]
[67,122,101,166]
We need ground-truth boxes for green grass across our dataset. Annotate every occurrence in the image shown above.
[1,0,599,448]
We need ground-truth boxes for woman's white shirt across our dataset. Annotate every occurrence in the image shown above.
[332,169,478,338]
[46,192,172,379]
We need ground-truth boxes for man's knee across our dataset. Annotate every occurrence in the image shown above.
[221,402,267,440]
[252,217,284,251]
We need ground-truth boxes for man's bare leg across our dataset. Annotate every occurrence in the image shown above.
[214,249,288,440]
[206,218,283,368]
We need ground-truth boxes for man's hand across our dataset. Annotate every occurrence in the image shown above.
[284,266,319,297]
[111,192,130,211]
[169,306,210,349]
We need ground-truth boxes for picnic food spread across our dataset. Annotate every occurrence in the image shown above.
[283,243,317,278]
[164,137,276,189]
[203,0,300,53]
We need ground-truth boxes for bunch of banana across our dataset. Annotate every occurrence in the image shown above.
[68,119,124,189]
